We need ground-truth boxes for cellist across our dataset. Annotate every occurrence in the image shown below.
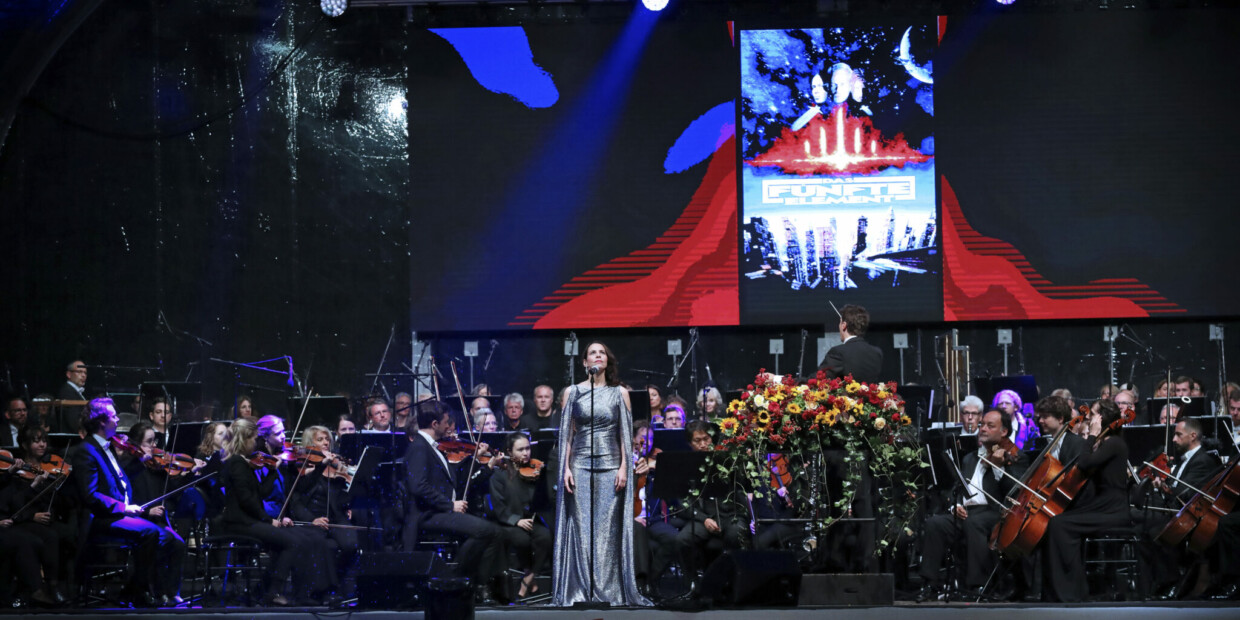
[916,409,1028,602]
[1136,417,1221,599]
[1042,399,1132,602]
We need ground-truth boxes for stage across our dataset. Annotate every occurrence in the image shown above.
[4,603,1239,619]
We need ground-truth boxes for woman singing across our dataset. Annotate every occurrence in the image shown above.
[551,342,651,606]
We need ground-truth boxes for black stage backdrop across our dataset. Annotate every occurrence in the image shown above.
[0,3,1238,412]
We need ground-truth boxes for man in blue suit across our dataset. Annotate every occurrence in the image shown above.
[71,398,185,607]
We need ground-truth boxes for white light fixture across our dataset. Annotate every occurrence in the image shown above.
[321,0,347,17]
[641,0,669,11]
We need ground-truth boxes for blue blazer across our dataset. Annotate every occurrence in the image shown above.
[71,436,134,537]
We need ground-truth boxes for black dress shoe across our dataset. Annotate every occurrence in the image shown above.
[1208,582,1239,601]
[475,590,497,606]
[1156,583,1183,601]
[915,585,941,603]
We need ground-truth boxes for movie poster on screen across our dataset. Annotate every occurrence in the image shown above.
[739,23,941,324]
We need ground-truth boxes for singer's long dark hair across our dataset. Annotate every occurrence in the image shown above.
[583,341,621,387]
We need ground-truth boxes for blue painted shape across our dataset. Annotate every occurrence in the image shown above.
[664,101,735,174]
[430,27,559,109]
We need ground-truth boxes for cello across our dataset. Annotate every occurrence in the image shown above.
[990,406,1134,558]
[1156,457,1240,550]
[989,411,1087,558]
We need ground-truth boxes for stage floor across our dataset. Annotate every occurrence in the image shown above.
[5,602,1240,619]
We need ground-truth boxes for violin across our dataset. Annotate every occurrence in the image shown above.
[512,458,544,482]
[1136,452,1171,487]
[437,439,492,464]
[110,435,197,476]
[633,447,661,518]
[986,437,1021,468]
[247,452,282,469]
[291,446,355,483]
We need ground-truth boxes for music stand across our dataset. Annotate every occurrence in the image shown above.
[628,390,651,422]
[652,428,690,453]
[140,382,203,419]
[46,433,82,456]
[346,447,382,496]
[530,429,557,464]
[648,451,729,504]
[339,431,406,463]
[922,427,962,490]
[1145,397,1207,425]
[900,385,936,430]
[169,421,208,455]
[1122,425,1174,465]
[286,396,351,436]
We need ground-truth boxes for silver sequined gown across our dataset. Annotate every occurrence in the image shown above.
[551,384,652,606]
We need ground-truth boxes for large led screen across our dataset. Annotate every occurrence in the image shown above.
[738,23,940,325]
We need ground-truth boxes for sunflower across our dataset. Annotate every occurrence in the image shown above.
[824,409,839,426]
[900,414,912,427]
[727,400,743,414]
[786,402,803,415]
[846,381,861,394]
[756,410,771,426]
[720,417,740,436]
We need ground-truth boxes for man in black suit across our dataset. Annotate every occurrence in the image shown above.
[820,304,883,384]
[52,360,89,434]
[403,400,501,603]
[917,409,1029,601]
[1033,396,1086,465]
[70,398,184,607]
[2,395,27,447]
[1136,416,1222,598]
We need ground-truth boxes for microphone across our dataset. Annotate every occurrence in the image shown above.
[587,365,603,376]
[286,357,295,387]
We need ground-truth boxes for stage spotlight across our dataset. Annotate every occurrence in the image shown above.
[995,0,1015,4]
[641,0,669,11]
[321,0,347,17]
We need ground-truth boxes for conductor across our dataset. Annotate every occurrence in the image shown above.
[820,304,883,384]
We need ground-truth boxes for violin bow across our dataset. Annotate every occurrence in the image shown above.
[449,360,483,498]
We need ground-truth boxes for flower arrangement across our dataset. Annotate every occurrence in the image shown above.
[706,369,925,552]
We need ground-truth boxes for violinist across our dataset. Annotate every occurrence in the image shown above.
[289,425,359,589]
[489,432,551,599]
[0,426,71,605]
[70,398,184,608]
[402,400,501,605]
[2,395,27,447]
[917,409,1028,602]
[187,421,229,521]
[1136,417,1221,599]
[1043,399,1132,602]
[220,417,337,606]
[146,397,172,450]
[631,420,676,600]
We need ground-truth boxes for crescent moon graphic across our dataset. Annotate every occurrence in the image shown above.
[899,27,934,85]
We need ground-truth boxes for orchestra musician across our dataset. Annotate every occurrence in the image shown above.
[489,432,551,599]
[1042,399,1132,602]
[289,425,359,592]
[1033,396,1086,464]
[631,419,677,600]
[674,420,745,600]
[0,426,73,605]
[70,398,185,607]
[1134,417,1221,599]
[402,400,501,604]
[220,417,337,606]
[820,304,883,384]
[917,409,1028,601]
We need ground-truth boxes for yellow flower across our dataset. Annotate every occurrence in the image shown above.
[824,410,839,426]
[727,400,743,414]
[900,415,912,426]
[877,390,890,399]
[786,402,803,415]
[846,381,861,394]
[756,410,771,425]
[720,417,740,436]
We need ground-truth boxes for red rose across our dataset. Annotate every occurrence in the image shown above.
[741,391,750,400]
[807,378,817,388]
[870,412,877,419]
